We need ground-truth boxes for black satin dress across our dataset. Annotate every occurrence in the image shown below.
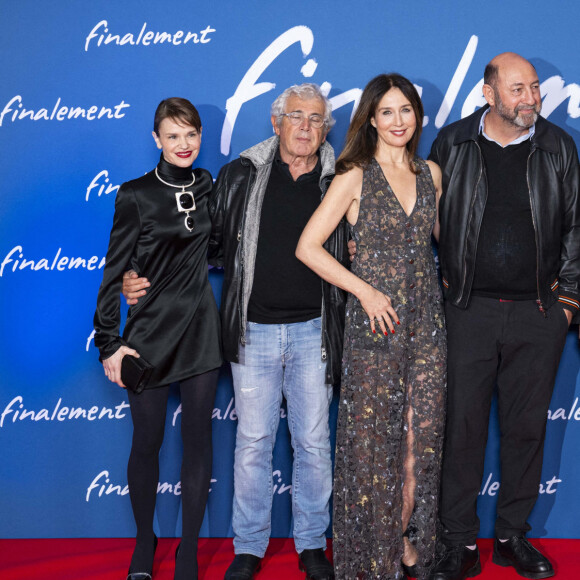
[94,156,222,388]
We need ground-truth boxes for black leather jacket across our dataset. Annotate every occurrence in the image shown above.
[208,136,349,384]
[429,106,580,321]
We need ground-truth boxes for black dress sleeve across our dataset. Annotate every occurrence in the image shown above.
[93,183,141,360]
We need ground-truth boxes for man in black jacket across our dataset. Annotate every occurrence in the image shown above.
[124,83,346,580]
[428,53,580,580]
[208,83,347,580]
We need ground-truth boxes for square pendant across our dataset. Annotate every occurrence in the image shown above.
[176,191,196,212]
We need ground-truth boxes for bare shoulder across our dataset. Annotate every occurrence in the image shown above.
[425,160,442,197]
[334,166,363,185]
[425,159,442,181]
[331,166,364,196]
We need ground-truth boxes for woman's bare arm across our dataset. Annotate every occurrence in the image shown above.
[296,167,400,334]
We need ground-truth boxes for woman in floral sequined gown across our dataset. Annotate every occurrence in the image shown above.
[297,74,446,579]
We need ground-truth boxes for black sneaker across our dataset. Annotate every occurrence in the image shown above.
[492,536,554,579]
[224,554,262,580]
[428,545,481,580]
[298,548,335,580]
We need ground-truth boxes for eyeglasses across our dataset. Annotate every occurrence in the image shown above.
[280,112,326,129]
[175,191,196,232]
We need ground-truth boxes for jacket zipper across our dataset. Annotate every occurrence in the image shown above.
[526,146,545,316]
[320,290,327,361]
[319,175,332,362]
[238,165,255,345]
[237,227,244,344]
[457,139,484,304]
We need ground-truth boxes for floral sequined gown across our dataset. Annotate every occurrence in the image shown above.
[333,157,446,580]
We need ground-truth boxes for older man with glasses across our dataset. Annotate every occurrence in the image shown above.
[212,83,347,580]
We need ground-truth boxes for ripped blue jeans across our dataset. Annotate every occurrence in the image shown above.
[230,318,333,557]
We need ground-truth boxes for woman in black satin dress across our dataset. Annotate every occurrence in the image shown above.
[94,98,222,580]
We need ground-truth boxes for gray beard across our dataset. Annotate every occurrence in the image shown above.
[496,99,540,129]
[513,108,539,128]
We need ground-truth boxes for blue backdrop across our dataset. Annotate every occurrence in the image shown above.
[1,0,579,540]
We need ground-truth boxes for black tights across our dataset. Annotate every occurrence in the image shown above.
[127,368,219,579]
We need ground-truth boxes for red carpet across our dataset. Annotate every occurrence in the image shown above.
[0,538,578,579]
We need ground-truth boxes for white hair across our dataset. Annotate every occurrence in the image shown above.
[270,83,335,129]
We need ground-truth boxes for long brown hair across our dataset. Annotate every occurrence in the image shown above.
[336,73,424,175]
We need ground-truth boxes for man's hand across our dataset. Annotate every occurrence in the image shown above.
[348,239,357,262]
[122,270,150,305]
[563,307,573,326]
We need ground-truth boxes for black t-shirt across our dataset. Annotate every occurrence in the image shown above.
[247,150,323,323]
[472,136,537,299]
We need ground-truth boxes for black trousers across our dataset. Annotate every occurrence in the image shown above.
[440,297,569,545]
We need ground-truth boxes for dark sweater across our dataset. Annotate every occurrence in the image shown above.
[472,136,537,299]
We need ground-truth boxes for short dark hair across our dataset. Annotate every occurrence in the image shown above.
[153,97,201,134]
[336,73,424,175]
[483,63,499,87]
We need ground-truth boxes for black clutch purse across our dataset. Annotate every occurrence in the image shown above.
[121,354,153,394]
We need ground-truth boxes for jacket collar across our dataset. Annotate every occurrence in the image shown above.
[452,105,489,145]
[453,104,559,154]
[530,115,559,154]
[240,135,335,181]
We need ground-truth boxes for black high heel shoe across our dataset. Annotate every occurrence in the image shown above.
[174,541,199,580]
[401,528,419,578]
[127,534,158,580]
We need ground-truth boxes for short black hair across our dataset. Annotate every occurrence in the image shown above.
[153,97,201,134]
